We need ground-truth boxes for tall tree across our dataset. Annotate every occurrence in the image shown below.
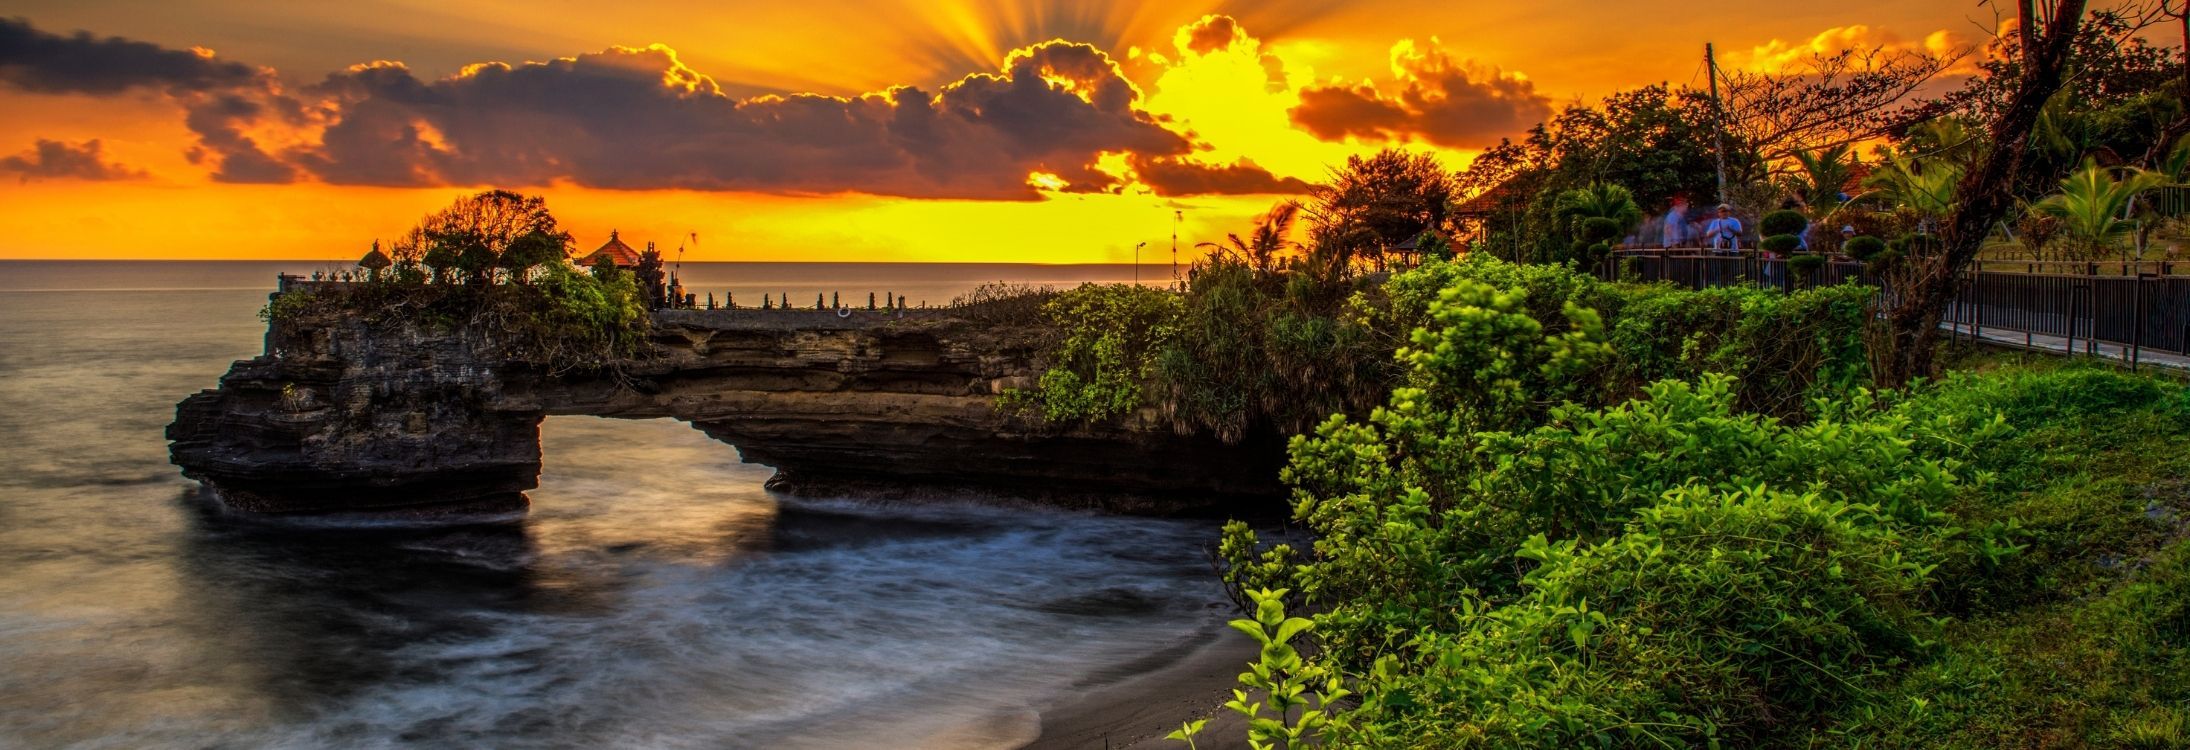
[1305,149,1452,273]
[633,248,667,309]
[402,190,570,282]
[1875,0,2091,386]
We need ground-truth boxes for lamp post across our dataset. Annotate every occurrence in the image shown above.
[1135,241,1146,285]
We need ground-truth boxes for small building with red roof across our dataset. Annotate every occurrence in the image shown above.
[578,230,645,269]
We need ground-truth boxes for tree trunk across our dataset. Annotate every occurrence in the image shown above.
[1874,0,2088,387]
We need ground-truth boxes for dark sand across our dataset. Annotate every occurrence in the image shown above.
[1021,617,1257,750]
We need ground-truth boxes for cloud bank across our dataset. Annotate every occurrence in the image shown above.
[0,138,144,181]
[0,17,1306,199]
[1289,37,1551,149]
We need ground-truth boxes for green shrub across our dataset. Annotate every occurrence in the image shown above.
[1213,341,2190,748]
[1002,283,1181,423]
[1843,235,1887,261]
[1867,248,1904,274]
[1603,283,1872,417]
[1583,240,1613,265]
[1790,253,1828,276]
[1334,486,1935,747]
[1023,255,1870,433]
[1762,234,1803,254]
[258,288,322,324]
[1762,209,1809,238]
[1578,216,1625,245]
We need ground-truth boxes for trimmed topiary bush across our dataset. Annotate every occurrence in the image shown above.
[1790,253,1828,278]
[1761,234,1802,255]
[1761,209,1808,238]
[1866,248,1904,274]
[1844,235,1887,261]
[1578,216,1624,245]
[1583,240,1613,265]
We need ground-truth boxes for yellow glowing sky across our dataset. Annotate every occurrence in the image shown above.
[0,1,2094,262]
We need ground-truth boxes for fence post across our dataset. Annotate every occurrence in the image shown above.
[2065,284,2079,355]
[1972,270,1984,344]
[2130,273,2144,370]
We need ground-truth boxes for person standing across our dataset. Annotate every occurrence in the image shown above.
[1661,197,1689,248]
[1705,204,1744,254]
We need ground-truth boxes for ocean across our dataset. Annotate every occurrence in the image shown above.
[0,260,1229,748]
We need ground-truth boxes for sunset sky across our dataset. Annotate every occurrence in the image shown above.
[0,1,2043,262]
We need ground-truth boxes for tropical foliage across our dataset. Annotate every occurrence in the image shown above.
[1199,201,1303,275]
[1187,263,2190,746]
[2033,160,2168,261]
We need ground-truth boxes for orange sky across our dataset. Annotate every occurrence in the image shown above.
[0,1,2099,262]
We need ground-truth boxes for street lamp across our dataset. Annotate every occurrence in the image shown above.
[1135,242,1146,284]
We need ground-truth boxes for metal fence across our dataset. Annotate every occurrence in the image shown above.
[1604,252,2190,363]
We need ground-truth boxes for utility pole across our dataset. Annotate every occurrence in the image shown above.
[1706,42,1729,208]
[1135,241,1145,284]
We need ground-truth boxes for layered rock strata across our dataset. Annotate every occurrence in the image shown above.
[169,307,1283,516]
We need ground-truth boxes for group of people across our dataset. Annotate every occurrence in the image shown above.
[1649,197,1751,253]
[1646,197,1863,257]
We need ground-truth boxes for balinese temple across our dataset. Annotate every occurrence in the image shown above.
[579,230,645,269]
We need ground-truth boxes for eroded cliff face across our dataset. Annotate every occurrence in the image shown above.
[169,308,1284,517]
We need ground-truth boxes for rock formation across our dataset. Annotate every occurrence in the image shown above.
[169,306,1285,517]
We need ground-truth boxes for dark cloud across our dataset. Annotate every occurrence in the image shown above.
[0,17,258,94]
[1176,15,1288,92]
[1289,39,1550,149]
[180,91,297,183]
[290,41,1198,199]
[0,18,293,182]
[1128,154,1309,196]
[0,138,143,181]
[0,17,1306,198]
[1183,15,1244,56]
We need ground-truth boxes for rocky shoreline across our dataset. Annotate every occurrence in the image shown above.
[169,305,1287,517]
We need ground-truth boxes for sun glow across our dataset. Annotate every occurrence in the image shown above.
[0,2,1999,262]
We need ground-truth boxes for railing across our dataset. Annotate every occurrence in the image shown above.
[1604,251,2190,366]
[274,273,1001,319]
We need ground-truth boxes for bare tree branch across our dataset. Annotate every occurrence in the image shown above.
[1722,46,1963,167]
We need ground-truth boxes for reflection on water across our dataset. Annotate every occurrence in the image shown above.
[0,262,1233,749]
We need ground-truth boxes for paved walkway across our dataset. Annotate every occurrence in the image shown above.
[1944,321,2190,372]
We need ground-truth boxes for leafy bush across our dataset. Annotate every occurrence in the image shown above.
[1208,329,2190,748]
[1024,254,1872,433]
[1578,216,1625,244]
[1866,248,1904,274]
[1603,282,1872,416]
[1762,208,1809,237]
[1843,235,1887,260]
[1157,260,1388,441]
[1790,253,1828,276]
[1762,233,1803,254]
[1002,283,1181,423]
[1334,486,1935,747]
